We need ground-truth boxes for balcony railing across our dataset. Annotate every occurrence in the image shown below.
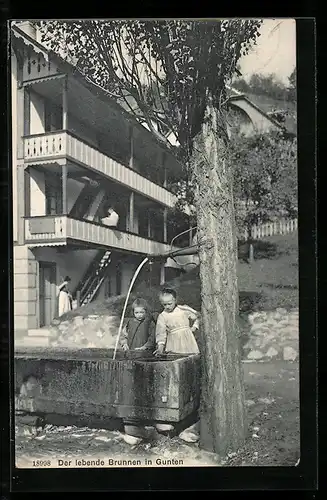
[24,131,177,208]
[24,215,177,255]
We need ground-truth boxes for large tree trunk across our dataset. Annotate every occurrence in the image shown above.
[191,105,246,456]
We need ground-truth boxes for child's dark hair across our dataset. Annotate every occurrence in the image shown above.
[132,298,149,311]
[159,287,177,299]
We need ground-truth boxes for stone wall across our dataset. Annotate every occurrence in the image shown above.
[243,308,299,362]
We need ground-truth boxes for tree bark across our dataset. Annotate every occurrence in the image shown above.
[191,104,246,456]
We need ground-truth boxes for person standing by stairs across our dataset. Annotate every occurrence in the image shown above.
[57,276,73,317]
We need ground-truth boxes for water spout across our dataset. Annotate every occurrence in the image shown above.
[112,257,149,360]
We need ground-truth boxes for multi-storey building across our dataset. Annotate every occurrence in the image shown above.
[11,22,192,333]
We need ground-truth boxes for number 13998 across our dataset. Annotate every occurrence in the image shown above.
[32,460,51,467]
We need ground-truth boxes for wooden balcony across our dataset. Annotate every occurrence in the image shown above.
[24,131,177,208]
[24,215,177,255]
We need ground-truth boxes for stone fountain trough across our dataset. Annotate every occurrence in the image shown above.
[15,347,201,424]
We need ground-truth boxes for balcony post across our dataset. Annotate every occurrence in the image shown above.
[17,87,26,159]
[163,207,168,243]
[129,191,134,232]
[62,163,68,214]
[62,77,68,130]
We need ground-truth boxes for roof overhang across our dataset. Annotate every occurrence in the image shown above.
[22,73,66,87]
[11,24,49,60]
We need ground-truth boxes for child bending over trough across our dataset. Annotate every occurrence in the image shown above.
[154,288,201,443]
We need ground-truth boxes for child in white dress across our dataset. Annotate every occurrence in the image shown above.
[155,288,200,356]
[154,288,201,443]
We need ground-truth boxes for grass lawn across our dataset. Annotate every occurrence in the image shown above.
[238,231,298,313]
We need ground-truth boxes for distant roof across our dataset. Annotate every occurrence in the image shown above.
[234,90,297,136]
[226,86,297,136]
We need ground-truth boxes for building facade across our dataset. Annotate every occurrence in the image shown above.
[11,22,191,333]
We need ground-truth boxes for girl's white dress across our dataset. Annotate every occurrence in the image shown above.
[58,289,72,317]
[155,304,200,354]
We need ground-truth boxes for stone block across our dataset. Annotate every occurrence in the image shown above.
[28,328,52,337]
[14,316,29,331]
[14,301,36,316]
[250,326,271,336]
[27,316,38,329]
[16,336,50,347]
[247,350,264,360]
[14,246,36,260]
[266,347,279,358]
[280,326,299,339]
[14,260,37,274]
[248,312,267,325]
[283,346,298,361]
[12,288,37,302]
[14,273,36,289]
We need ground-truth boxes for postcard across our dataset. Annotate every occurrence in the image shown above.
[9,18,313,484]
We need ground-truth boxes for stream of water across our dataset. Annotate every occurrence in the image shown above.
[112,257,149,360]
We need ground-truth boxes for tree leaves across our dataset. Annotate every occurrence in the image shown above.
[37,19,263,159]
[229,131,297,234]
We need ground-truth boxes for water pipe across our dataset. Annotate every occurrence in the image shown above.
[112,256,149,360]
[149,244,200,263]
[170,226,197,253]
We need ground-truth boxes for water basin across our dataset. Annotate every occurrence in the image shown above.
[15,347,201,423]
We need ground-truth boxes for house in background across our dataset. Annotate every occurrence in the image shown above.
[11,21,192,333]
[225,87,293,137]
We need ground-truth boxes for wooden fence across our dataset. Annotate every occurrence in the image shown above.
[241,218,298,241]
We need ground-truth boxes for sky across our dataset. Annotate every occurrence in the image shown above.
[239,19,296,85]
